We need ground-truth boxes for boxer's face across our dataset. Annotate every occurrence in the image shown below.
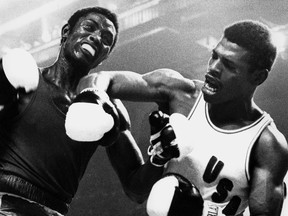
[202,37,254,104]
[62,12,116,70]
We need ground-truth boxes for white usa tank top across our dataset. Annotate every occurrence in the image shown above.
[165,93,273,216]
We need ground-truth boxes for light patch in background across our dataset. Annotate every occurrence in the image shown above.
[272,30,287,53]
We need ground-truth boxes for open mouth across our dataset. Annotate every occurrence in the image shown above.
[204,81,218,93]
[203,74,221,94]
[81,43,96,57]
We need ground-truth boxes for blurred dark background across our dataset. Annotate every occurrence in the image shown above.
[0,0,288,215]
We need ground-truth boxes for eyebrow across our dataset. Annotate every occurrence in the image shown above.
[86,18,115,32]
[83,19,99,27]
[213,49,237,68]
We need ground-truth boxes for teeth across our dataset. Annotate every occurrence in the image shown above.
[81,44,95,57]
[205,83,217,92]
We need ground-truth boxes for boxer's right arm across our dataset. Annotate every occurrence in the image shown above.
[105,100,165,203]
[106,129,165,203]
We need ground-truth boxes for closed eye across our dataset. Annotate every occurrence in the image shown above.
[81,21,96,32]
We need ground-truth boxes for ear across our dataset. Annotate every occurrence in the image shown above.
[61,24,70,43]
[250,69,268,86]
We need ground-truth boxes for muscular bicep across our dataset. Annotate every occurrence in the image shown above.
[249,125,288,215]
[110,72,166,102]
[249,167,285,216]
[142,68,195,92]
[91,68,196,104]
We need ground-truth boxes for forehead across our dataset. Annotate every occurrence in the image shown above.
[214,37,249,62]
[77,12,116,33]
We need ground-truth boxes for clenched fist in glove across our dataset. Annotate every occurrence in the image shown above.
[65,88,120,146]
[148,110,180,167]
[147,173,204,216]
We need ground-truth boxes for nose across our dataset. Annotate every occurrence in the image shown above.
[87,31,101,44]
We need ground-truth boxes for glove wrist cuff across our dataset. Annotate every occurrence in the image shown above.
[80,87,109,100]
[150,155,169,167]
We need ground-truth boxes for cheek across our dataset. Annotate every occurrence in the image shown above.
[229,79,245,95]
[66,32,81,44]
[220,72,233,83]
[221,75,241,91]
[63,37,74,52]
[65,34,82,51]
[63,41,76,57]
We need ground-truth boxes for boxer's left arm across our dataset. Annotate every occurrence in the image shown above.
[106,99,165,203]
[77,68,197,116]
[0,49,39,109]
[248,123,288,216]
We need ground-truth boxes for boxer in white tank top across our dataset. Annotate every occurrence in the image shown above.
[165,92,273,215]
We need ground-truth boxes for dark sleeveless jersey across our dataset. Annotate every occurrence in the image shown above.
[0,72,99,204]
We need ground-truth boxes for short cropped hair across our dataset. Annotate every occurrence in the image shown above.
[62,6,119,52]
[224,20,277,72]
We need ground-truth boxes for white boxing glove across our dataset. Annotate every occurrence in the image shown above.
[147,173,204,216]
[65,88,120,145]
[2,48,39,92]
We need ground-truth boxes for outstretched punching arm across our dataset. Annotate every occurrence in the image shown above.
[77,68,197,116]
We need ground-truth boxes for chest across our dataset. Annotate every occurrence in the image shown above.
[42,81,73,114]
